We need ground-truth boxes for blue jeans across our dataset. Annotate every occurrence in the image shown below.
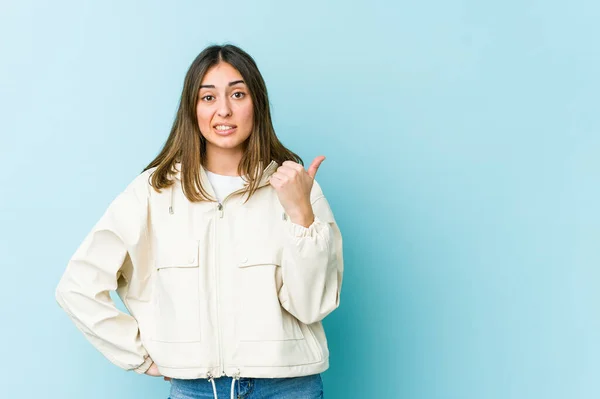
[168,373,323,399]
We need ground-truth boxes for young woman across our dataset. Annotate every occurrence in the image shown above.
[55,44,343,399]
[56,45,343,399]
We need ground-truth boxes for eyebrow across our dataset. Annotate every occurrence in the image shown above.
[200,80,245,89]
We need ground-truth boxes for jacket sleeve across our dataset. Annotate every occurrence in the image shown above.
[278,180,344,325]
[55,173,154,374]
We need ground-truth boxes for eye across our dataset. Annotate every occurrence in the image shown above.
[201,95,215,102]
[232,91,246,99]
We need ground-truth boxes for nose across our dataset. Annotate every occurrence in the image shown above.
[217,97,232,117]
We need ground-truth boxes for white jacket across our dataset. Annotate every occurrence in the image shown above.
[55,161,343,379]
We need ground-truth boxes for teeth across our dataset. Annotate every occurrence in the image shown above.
[215,125,235,130]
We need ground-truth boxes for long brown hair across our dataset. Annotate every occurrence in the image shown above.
[143,44,302,202]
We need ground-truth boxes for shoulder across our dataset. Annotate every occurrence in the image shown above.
[123,167,157,201]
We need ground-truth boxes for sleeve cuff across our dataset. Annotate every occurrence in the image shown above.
[287,215,322,237]
[133,356,154,374]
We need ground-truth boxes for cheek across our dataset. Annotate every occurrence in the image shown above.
[239,103,254,127]
[196,106,212,129]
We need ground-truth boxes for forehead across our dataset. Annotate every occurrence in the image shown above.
[201,62,244,86]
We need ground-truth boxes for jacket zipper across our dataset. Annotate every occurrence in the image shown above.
[214,201,224,376]
[213,177,273,377]
[213,192,241,376]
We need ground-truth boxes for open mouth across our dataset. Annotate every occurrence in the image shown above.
[213,124,237,135]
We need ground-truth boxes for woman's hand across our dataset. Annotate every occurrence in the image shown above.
[145,362,171,381]
[270,156,325,228]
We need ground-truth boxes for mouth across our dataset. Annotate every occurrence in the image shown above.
[213,124,238,136]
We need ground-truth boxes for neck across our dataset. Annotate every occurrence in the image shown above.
[203,144,244,176]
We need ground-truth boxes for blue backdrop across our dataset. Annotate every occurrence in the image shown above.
[1,0,598,398]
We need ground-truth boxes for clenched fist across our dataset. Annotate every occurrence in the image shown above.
[270,156,325,228]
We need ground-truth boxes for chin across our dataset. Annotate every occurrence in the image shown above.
[207,136,249,150]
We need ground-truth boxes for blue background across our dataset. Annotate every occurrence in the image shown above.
[1,0,599,398]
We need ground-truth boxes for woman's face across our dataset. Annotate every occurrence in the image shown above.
[196,62,254,156]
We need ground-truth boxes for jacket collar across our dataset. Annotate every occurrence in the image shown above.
[172,160,279,188]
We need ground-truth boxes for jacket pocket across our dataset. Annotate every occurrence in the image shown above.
[152,240,202,343]
[236,251,304,342]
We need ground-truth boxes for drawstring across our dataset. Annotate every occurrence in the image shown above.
[206,369,241,399]
[207,372,218,399]
[169,183,175,215]
[231,369,241,399]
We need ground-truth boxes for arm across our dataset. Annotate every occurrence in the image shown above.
[55,173,153,374]
[278,181,344,325]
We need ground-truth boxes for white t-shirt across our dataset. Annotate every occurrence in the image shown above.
[205,170,246,203]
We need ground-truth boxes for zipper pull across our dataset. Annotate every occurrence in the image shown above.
[218,203,224,218]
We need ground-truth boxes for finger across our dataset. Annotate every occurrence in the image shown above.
[307,156,326,179]
[271,172,288,182]
[282,161,304,172]
[269,174,284,188]
[276,166,297,179]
